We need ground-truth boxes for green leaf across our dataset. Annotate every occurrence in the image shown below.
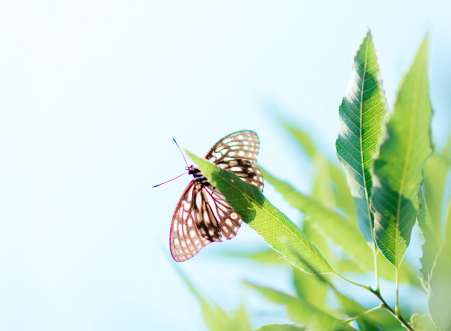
[335,31,389,242]
[185,151,334,274]
[418,188,439,286]
[245,282,356,331]
[174,265,236,331]
[279,118,317,159]
[428,242,451,331]
[328,164,357,225]
[255,324,307,331]
[410,313,438,331]
[371,35,433,267]
[429,199,451,331]
[424,140,451,244]
[292,219,331,309]
[230,304,252,331]
[261,167,373,272]
[280,120,356,224]
[221,248,286,264]
[312,155,335,208]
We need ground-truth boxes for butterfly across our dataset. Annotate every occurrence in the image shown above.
[156,130,263,262]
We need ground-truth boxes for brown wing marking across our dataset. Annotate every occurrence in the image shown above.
[204,130,263,192]
[170,182,211,262]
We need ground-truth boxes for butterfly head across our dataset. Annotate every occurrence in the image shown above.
[187,165,198,175]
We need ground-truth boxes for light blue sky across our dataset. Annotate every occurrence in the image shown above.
[1,1,450,330]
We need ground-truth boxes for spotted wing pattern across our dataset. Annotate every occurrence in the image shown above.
[170,181,243,262]
[205,130,264,191]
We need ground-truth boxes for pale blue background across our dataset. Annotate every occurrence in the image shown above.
[1,1,450,330]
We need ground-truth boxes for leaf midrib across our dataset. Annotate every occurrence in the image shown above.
[394,53,426,268]
[359,39,373,235]
[213,166,334,274]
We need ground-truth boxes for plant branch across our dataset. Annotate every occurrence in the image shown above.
[367,287,413,331]
[338,273,413,330]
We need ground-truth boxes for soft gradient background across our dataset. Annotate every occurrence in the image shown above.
[1,1,450,330]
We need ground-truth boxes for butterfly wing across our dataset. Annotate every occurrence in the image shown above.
[170,182,212,262]
[204,130,264,191]
[170,181,243,262]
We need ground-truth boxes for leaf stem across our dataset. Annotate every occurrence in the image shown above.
[342,304,383,323]
[372,229,380,292]
[336,274,372,291]
[395,267,401,317]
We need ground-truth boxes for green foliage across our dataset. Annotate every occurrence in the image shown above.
[371,35,433,268]
[174,30,450,331]
[175,265,251,331]
[261,166,378,273]
[410,313,438,331]
[186,151,334,275]
[418,188,440,287]
[424,140,451,244]
[335,32,389,242]
[245,282,355,331]
[428,200,451,330]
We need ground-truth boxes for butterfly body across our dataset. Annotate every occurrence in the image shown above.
[169,131,263,262]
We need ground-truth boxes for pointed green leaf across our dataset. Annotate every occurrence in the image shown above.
[292,219,331,309]
[418,188,439,286]
[424,139,451,243]
[174,265,234,331]
[256,324,307,331]
[335,31,389,242]
[410,313,438,331]
[221,248,286,264]
[230,304,252,331]
[312,155,336,208]
[245,282,356,331]
[429,199,451,330]
[186,151,334,274]
[261,167,373,272]
[279,118,317,159]
[428,242,451,330]
[279,120,356,223]
[328,164,357,224]
[371,36,433,267]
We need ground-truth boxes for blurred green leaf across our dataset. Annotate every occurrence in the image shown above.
[410,313,437,331]
[230,304,252,331]
[371,35,433,267]
[186,151,334,274]
[245,282,356,331]
[174,265,249,331]
[279,118,356,224]
[292,264,328,311]
[418,188,440,287]
[292,219,331,309]
[328,164,357,225]
[429,199,451,331]
[335,31,389,242]
[221,249,286,264]
[261,167,373,272]
[279,118,317,160]
[312,155,335,208]
[256,324,307,331]
[424,139,451,245]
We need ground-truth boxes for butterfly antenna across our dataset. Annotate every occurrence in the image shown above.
[173,138,189,167]
[153,172,187,188]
